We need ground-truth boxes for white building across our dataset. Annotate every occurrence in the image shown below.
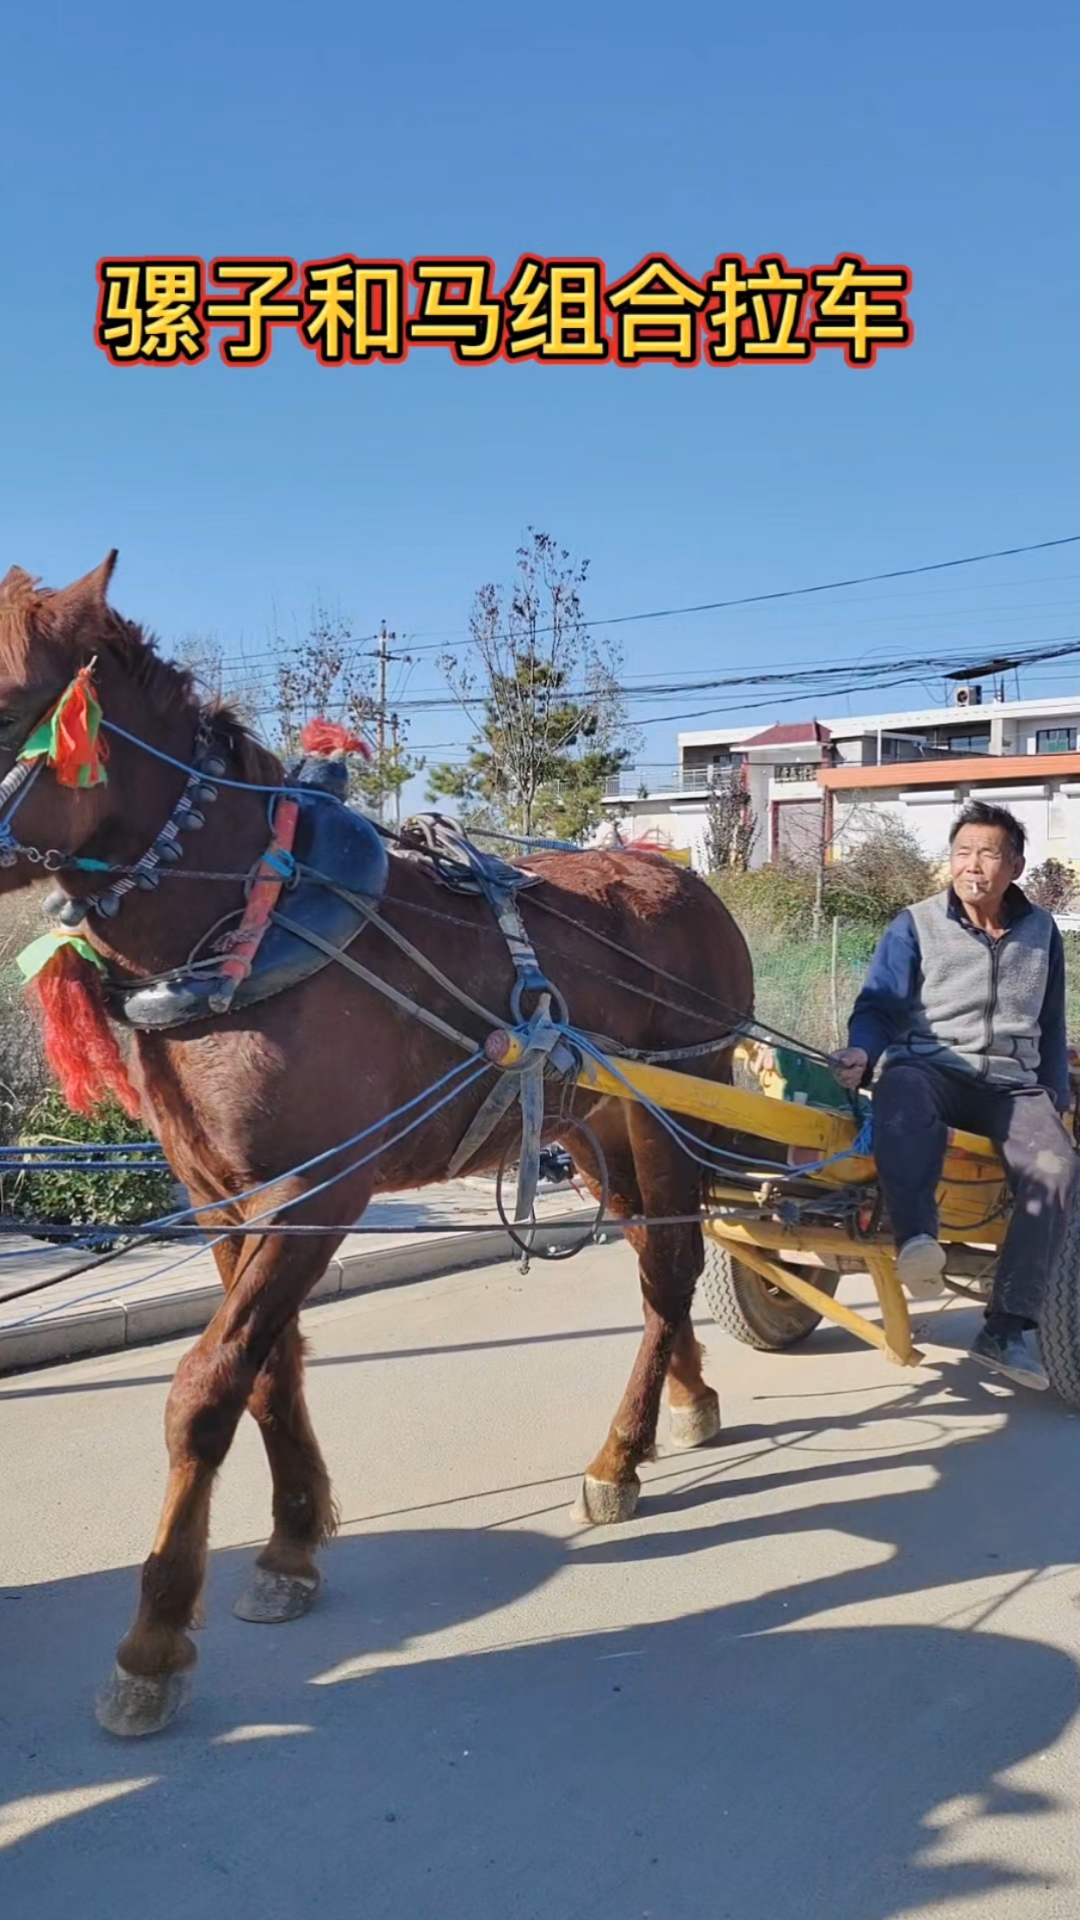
[602,688,1080,872]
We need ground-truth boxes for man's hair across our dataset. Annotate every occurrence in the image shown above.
[948,800,1026,860]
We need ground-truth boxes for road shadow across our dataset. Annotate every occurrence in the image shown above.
[4,1347,1080,1918]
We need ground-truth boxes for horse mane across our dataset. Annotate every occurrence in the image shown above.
[0,564,282,788]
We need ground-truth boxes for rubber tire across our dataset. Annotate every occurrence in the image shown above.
[699,1238,840,1352]
[1037,1196,1080,1407]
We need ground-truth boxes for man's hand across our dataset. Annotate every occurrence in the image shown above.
[830,1046,869,1091]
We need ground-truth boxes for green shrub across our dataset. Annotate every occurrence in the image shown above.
[3,1089,177,1231]
[712,817,938,936]
[710,865,816,939]
[823,818,938,927]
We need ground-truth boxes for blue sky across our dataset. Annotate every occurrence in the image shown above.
[2,7,1078,801]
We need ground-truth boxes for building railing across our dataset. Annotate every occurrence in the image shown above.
[603,765,739,798]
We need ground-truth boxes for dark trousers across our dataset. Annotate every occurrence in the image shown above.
[873,1061,1079,1325]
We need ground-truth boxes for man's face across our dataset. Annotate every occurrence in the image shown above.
[949,822,1023,915]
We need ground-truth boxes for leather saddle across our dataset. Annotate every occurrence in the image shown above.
[115,795,389,1030]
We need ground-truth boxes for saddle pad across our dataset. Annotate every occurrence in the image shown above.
[117,797,389,1030]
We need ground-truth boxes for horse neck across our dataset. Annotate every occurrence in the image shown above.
[75,692,275,979]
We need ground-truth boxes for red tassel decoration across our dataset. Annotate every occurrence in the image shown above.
[19,663,109,788]
[31,944,142,1118]
[299,718,370,758]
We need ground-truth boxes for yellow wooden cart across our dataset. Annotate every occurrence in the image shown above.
[486,1028,1080,1402]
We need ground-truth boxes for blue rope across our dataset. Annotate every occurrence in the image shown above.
[102,722,342,803]
[561,1026,875,1183]
[476,827,584,854]
[0,1141,162,1155]
[1,1160,169,1173]
[0,759,43,857]
[9,1056,492,1327]
[1,1056,482,1281]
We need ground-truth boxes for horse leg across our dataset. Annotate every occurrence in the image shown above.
[196,1218,337,1626]
[665,1319,723,1450]
[233,1320,338,1624]
[96,1224,344,1738]
[572,1102,708,1524]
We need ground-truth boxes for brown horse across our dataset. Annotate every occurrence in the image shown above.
[0,556,753,1737]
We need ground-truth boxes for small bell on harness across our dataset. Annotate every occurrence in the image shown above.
[43,887,89,929]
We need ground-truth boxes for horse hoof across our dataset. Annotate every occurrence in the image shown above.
[669,1391,722,1449]
[233,1567,320,1624]
[95,1663,193,1738]
[570,1474,640,1525]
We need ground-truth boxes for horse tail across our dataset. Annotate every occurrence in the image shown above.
[30,943,142,1120]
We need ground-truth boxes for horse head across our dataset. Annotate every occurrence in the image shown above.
[0,554,144,889]
[0,553,260,901]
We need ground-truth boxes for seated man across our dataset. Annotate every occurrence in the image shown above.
[831,800,1078,1390]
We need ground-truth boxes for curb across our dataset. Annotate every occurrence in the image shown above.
[0,1213,608,1378]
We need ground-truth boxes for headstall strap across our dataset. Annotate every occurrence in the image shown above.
[0,759,42,868]
[52,719,226,929]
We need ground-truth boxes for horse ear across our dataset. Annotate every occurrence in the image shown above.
[53,552,119,621]
[0,566,38,605]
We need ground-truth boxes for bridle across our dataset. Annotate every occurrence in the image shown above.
[0,754,47,867]
[50,720,226,927]
[0,671,227,923]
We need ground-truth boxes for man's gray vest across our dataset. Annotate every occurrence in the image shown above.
[886,888,1054,1089]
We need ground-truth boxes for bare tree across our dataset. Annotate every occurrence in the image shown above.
[265,601,422,814]
[429,531,633,840]
[1025,858,1078,913]
[703,771,758,873]
[176,633,262,727]
[271,600,378,758]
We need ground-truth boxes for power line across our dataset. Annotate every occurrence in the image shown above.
[225,632,1080,718]
[206,531,1080,683]
[340,531,1080,652]
[580,533,1080,634]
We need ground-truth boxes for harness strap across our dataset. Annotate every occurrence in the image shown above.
[207,798,301,1015]
[446,1005,570,1180]
[0,759,42,866]
[270,910,482,1054]
[303,873,506,1033]
[311,871,736,1069]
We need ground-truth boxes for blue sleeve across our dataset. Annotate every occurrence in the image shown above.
[1039,923,1071,1112]
[847,910,920,1069]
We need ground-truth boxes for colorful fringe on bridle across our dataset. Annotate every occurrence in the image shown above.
[19,662,108,789]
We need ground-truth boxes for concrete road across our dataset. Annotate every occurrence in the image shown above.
[3,1246,1080,1919]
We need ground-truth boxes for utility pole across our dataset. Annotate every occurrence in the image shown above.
[390,713,401,826]
[812,757,833,941]
[376,622,390,822]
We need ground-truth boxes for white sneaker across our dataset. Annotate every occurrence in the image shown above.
[896,1235,947,1300]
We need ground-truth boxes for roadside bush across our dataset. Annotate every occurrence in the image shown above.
[2,1088,176,1231]
[0,885,52,1141]
[1025,858,1078,914]
[710,864,816,941]
[823,816,938,926]
[712,816,937,939]
[0,999,49,1144]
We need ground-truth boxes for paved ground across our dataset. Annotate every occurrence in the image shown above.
[3,1244,1080,1918]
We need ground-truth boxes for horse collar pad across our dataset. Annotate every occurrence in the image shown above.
[116,798,389,1030]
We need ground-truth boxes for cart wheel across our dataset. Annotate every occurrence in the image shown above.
[1038,1197,1080,1407]
[699,1238,840,1352]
